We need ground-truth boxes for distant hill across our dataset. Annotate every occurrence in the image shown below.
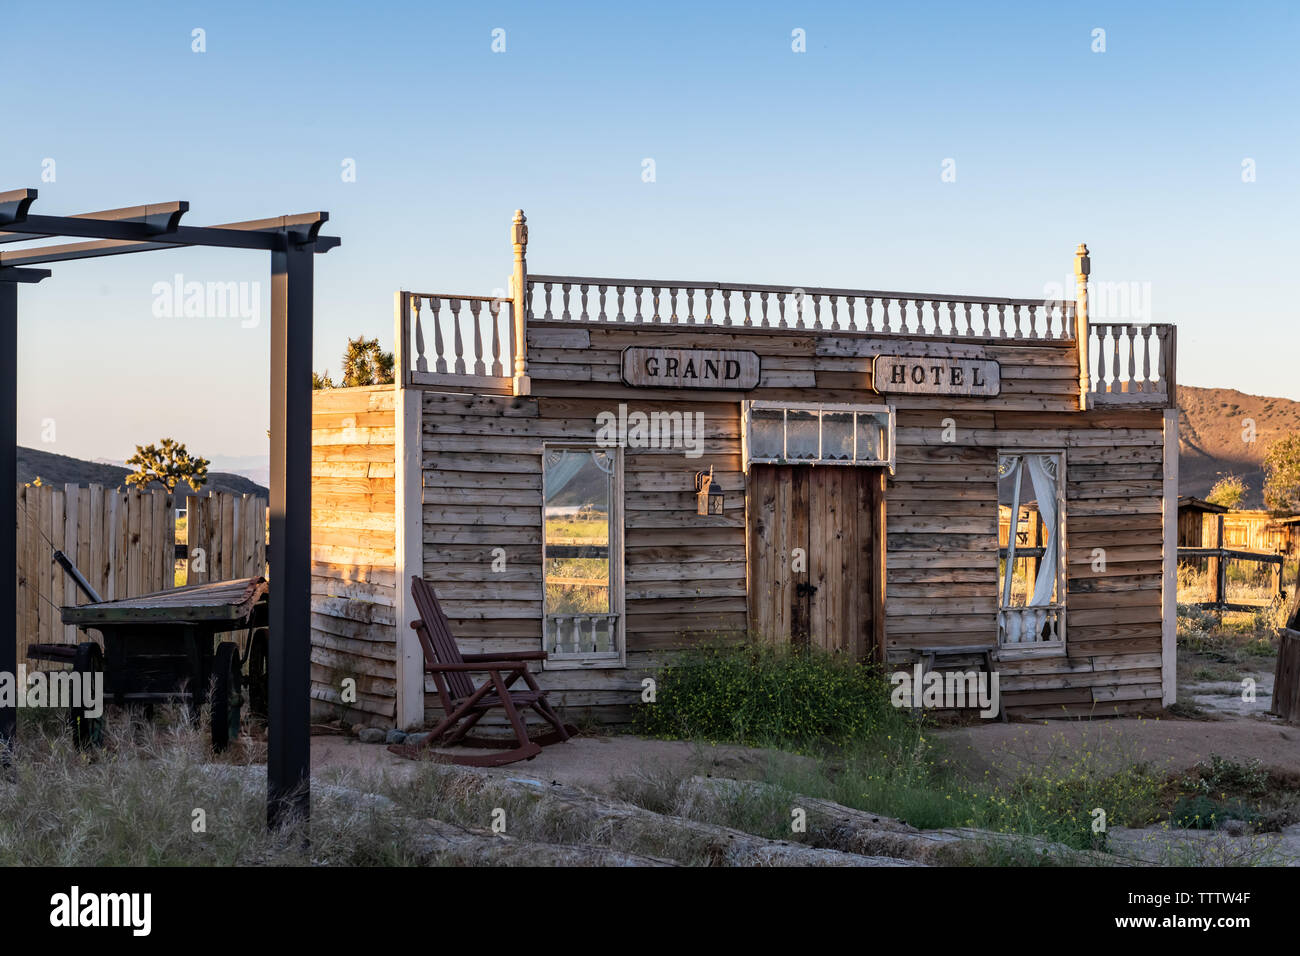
[16,446,268,498]
[1178,386,1300,507]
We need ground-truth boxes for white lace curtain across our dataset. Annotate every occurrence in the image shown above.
[1000,453,1060,608]
[1024,455,1058,607]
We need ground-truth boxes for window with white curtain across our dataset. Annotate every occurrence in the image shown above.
[743,401,894,470]
[997,451,1066,650]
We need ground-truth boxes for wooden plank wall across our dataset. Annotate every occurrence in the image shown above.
[418,389,741,727]
[310,385,399,725]
[413,321,1171,721]
[1177,507,1211,548]
[887,407,1167,717]
[15,483,173,659]
[1176,510,1300,556]
[1214,510,1299,555]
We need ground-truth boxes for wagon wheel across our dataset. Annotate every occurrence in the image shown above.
[69,641,105,750]
[211,641,243,753]
[246,628,269,719]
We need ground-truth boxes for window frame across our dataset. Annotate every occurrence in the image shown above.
[996,448,1068,658]
[742,400,896,472]
[540,442,626,670]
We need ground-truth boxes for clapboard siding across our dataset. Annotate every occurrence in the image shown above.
[883,404,1167,713]
[310,385,398,725]
[411,323,1172,722]
[419,389,744,726]
[528,324,1080,412]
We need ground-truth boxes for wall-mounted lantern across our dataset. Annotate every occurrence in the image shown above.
[694,466,724,516]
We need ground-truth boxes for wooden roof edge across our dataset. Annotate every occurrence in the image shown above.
[1177,496,1229,513]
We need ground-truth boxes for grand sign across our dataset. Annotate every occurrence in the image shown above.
[872,354,1001,397]
[621,347,761,390]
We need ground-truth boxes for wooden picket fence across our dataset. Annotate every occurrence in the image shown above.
[182,491,267,586]
[15,483,267,664]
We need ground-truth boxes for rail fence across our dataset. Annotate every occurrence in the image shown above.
[1177,513,1285,612]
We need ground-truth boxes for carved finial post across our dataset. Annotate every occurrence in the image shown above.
[1074,243,1091,410]
[510,209,531,395]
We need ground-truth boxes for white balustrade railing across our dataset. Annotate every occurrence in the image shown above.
[526,274,1076,340]
[545,613,620,659]
[998,604,1065,646]
[397,291,514,390]
[394,282,1174,408]
[1087,322,1175,405]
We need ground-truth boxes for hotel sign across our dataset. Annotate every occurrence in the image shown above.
[872,354,1001,397]
[621,347,761,390]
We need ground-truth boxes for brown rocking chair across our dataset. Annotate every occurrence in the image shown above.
[388,576,577,767]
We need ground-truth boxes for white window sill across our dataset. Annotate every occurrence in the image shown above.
[995,642,1067,661]
[543,656,626,671]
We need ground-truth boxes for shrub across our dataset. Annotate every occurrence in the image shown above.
[977,760,1163,848]
[1186,753,1269,797]
[635,643,902,747]
[1263,434,1300,511]
[1206,475,1248,509]
[1170,794,1257,830]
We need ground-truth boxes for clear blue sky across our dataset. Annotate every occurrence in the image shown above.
[4,0,1296,462]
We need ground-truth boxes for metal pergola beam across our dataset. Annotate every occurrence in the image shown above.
[0,201,190,244]
[0,189,38,224]
[267,240,314,827]
[0,188,334,831]
[1,233,341,267]
[0,268,49,747]
[0,280,13,747]
[0,267,52,283]
[0,210,331,266]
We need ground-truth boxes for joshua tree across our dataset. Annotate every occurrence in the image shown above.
[341,336,395,387]
[125,438,210,494]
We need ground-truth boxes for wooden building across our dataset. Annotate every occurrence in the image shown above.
[1213,509,1299,557]
[1179,497,1300,555]
[1177,497,1228,549]
[309,212,1180,727]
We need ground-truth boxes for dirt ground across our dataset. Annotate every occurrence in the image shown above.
[310,733,813,793]
[311,712,1300,793]
[933,713,1300,781]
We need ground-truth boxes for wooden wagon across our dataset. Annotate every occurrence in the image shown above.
[27,576,269,750]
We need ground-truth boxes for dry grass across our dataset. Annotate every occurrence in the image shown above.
[3,702,1291,866]
[0,706,770,866]
[1177,561,1287,608]
[0,708,439,866]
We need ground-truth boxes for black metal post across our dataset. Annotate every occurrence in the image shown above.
[0,188,332,805]
[267,237,313,828]
[0,279,16,746]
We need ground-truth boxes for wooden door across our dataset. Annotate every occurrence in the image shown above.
[747,465,884,660]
